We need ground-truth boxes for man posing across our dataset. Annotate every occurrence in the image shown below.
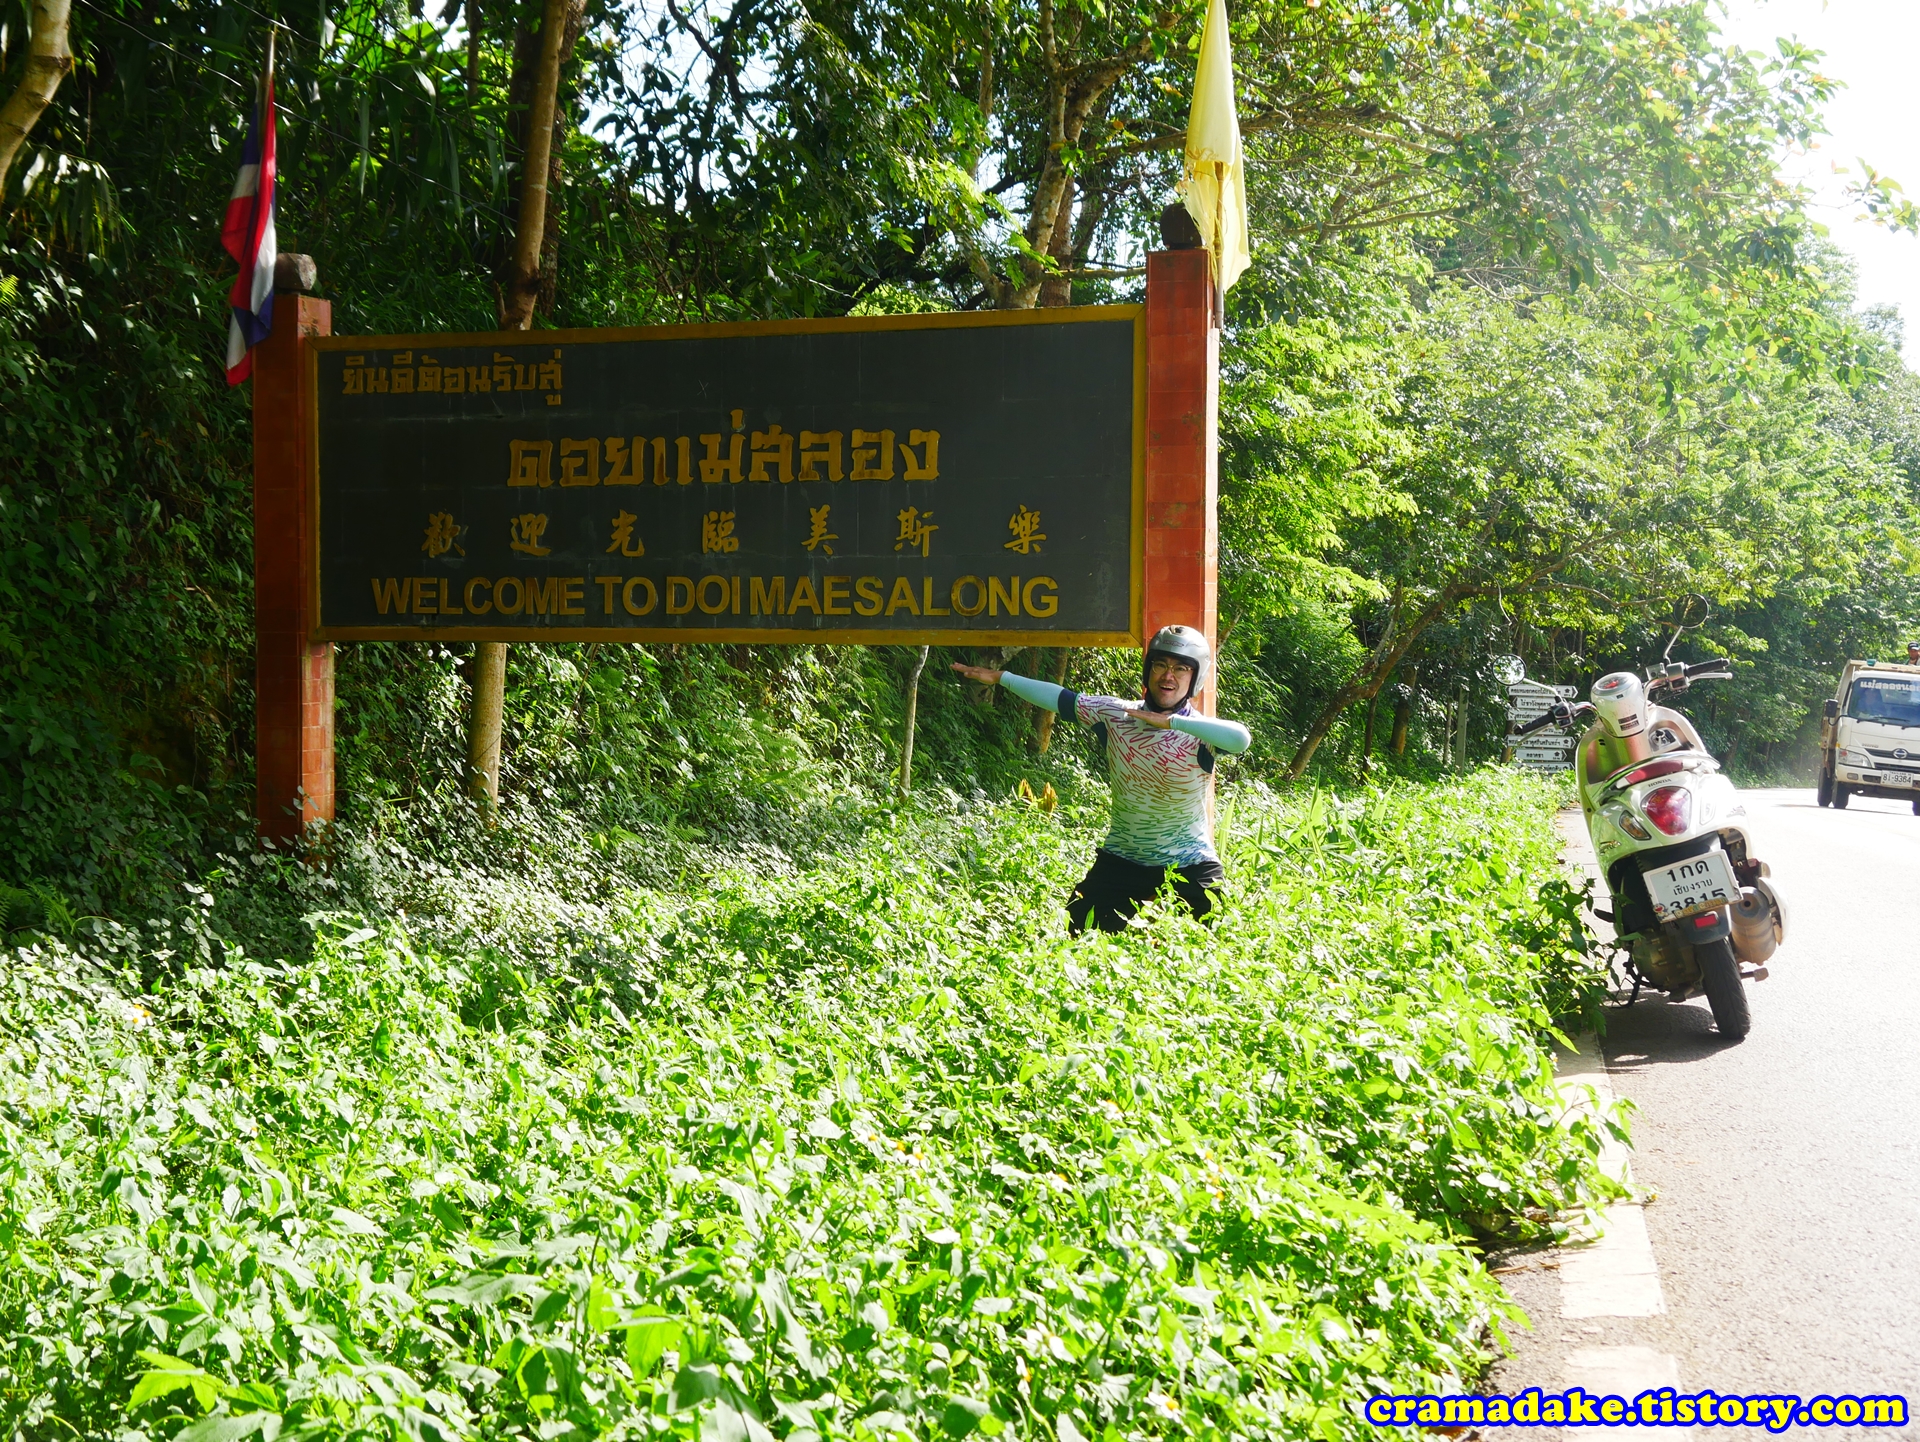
[952,625,1252,932]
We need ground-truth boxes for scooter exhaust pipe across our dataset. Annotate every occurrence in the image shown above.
[1731,885,1780,965]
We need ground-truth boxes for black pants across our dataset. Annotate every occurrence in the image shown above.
[1068,849,1227,934]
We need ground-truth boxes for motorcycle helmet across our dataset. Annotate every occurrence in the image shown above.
[1143,625,1211,710]
[1590,671,1648,739]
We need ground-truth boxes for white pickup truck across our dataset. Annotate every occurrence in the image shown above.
[1817,656,1920,813]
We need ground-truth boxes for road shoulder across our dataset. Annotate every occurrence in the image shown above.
[1480,809,1684,1440]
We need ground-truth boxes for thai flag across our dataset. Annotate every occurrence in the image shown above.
[222,70,277,385]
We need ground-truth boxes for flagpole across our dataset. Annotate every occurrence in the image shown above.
[222,21,280,384]
[1213,173,1225,328]
[262,22,275,122]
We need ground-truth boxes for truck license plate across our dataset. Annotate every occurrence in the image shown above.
[1642,849,1738,922]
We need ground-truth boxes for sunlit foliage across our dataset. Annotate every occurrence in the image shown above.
[0,774,1614,1439]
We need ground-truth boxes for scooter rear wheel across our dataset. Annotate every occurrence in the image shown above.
[1816,772,1833,807]
[1698,937,1750,1040]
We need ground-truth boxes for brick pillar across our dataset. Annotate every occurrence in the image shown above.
[253,292,335,840]
[1143,248,1219,710]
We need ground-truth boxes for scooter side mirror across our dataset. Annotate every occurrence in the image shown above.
[1823,698,1840,720]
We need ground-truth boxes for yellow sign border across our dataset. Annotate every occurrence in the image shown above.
[305,306,1146,648]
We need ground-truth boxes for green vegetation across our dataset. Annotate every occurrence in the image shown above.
[1221,269,1920,781]
[1,771,1613,1440]
[5,0,1920,914]
[2,0,1917,1427]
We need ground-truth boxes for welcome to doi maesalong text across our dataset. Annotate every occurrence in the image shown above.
[368,572,1062,621]
[1366,1387,1906,1430]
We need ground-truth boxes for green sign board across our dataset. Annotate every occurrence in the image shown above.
[308,308,1143,645]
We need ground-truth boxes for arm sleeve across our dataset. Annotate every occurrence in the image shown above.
[997,671,1068,712]
[1170,713,1252,754]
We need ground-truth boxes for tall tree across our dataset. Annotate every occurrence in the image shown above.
[601,0,1840,326]
[467,0,575,806]
[0,0,73,189]
[1266,284,1870,777]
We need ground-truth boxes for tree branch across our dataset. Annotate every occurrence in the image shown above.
[0,0,75,192]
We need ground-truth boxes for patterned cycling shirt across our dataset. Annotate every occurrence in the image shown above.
[997,672,1253,867]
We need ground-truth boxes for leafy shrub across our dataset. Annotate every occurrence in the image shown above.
[0,770,1613,1441]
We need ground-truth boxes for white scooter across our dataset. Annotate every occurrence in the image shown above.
[1514,654,1788,1040]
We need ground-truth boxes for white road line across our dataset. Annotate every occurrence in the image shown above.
[1557,1036,1661,1316]
[1545,818,1686,1435]
[1560,1209,1664,1319]
[1565,1347,1683,1440]
[1556,1035,1685,1437]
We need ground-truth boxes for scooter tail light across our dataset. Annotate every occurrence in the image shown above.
[1641,785,1694,837]
[1612,757,1687,791]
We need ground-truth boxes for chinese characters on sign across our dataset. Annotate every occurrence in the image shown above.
[509,514,551,557]
[1003,506,1046,555]
[606,512,644,557]
[422,512,465,558]
[702,511,740,554]
[315,310,1140,641]
[803,506,837,556]
[424,499,1029,566]
[894,507,938,558]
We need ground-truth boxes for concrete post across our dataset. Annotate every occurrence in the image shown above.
[253,267,334,841]
[1143,248,1219,711]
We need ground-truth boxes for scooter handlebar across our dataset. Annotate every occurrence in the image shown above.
[1514,700,1595,736]
[1647,658,1731,694]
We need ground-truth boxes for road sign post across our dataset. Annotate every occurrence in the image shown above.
[254,281,334,842]
[310,310,1145,646]
[1505,680,1579,773]
[254,254,1218,837]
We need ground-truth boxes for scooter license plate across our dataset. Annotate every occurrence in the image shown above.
[1642,849,1739,922]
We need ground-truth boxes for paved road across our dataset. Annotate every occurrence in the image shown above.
[1491,788,1920,1435]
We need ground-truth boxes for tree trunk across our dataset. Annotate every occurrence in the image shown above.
[1360,692,1377,773]
[994,18,1143,309]
[466,0,483,91]
[1037,176,1077,307]
[499,0,576,329]
[1389,665,1418,756]
[0,0,74,192]
[466,640,507,802]
[900,645,931,796]
[1033,647,1072,753]
[1286,598,1459,779]
[467,0,571,805]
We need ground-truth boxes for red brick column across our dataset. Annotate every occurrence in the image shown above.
[253,293,335,840]
[1143,248,1219,711]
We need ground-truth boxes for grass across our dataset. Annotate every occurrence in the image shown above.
[0,769,1615,1441]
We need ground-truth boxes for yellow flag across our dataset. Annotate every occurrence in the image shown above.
[1179,0,1249,293]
